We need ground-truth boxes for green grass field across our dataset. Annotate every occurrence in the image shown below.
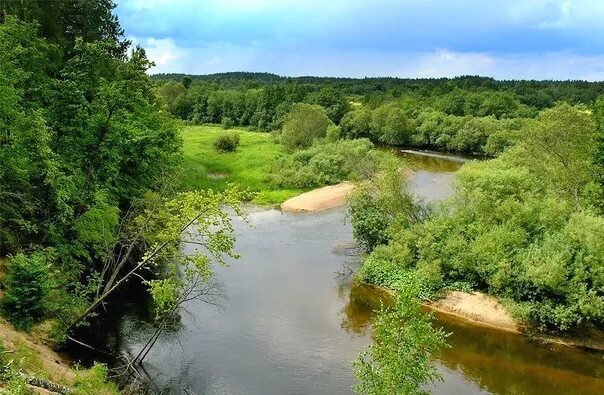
[180,125,304,204]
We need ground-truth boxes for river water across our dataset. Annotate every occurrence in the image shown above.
[116,151,604,394]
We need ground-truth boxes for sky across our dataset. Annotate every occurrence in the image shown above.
[115,0,604,80]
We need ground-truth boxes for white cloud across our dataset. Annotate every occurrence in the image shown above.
[538,0,573,29]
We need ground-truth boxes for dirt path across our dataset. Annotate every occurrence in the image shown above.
[281,182,354,212]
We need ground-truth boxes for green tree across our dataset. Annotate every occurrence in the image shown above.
[280,103,332,150]
[594,98,604,190]
[1,251,52,329]
[348,166,421,251]
[353,289,446,395]
[521,103,596,205]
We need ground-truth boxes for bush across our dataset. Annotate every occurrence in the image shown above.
[213,132,240,152]
[271,139,378,188]
[1,252,52,330]
[221,116,234,130]
[326,125,341,142]
[348,166,422,252]
[353,288,446,395]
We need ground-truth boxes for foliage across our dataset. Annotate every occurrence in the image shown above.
[221,116,235,130]
[73,363,119,395]
[352,288,446,395]
[326,125,342,142]
[154,72,604,155]
[0,1,182,348]
[280,103,332,150]
[348,165,421,252]
[1,252,51,330]
[355,104,604,332]
[592,98,604,199]
[213,132,240,152]
[272,139,379,188]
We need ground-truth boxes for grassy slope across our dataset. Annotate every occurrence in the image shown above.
[181,125,304,204]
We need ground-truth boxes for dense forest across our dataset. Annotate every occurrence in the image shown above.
[153,72,604,155]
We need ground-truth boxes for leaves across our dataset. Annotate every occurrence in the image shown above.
[353,289,446,395]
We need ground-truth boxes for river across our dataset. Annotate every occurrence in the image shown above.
[114,151,604,394]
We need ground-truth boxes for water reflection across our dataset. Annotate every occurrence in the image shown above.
[115,151,603,395]
[340,281,604,395]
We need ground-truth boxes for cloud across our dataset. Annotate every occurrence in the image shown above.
[115,0,604,79]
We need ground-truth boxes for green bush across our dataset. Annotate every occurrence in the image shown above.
[348,166,422,252]
[326,125,341,142]
[353,287,446,395]
[271,139,378,188]
[1,252,52,330]
[221,116,234,130]
[213,132,240,152]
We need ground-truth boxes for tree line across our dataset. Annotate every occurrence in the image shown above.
[155,72,604,155]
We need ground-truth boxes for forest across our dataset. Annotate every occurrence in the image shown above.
[153,72,604,155]
[1,1,604,394]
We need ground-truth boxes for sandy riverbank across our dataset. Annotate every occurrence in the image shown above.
[281,182,354,212]
[372,285,604,352]
[427,291,519,333]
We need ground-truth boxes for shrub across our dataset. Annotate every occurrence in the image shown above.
[353,288,446,395]
[271,139,378,188]
[1,251,52,330]
[221,116,234,130]
[213,132,240,152]
[326,125,341,142]
[348,166,422,252]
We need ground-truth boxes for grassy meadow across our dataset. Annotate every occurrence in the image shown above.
[180,125,304,204]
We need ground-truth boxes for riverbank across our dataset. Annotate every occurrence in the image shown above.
[281,182,354,212]
[0,318,119,394]
[369,284,604,352]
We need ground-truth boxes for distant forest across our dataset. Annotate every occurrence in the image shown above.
[153,72,604,155]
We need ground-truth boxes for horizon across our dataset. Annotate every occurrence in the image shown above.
[149,70,603,83]
[117,0,604,81]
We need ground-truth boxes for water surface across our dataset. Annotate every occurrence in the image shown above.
[117,152,604,394]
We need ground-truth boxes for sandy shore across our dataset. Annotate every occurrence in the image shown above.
[372,286,604,351]
[427,291,519,333]
[281,182,354,212]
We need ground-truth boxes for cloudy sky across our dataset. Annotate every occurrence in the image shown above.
[116,0,604,80]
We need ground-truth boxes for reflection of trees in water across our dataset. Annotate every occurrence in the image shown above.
[398,152,465,173]
[113,280,227,393]
[434,313,604,395]
[338,281,392,336]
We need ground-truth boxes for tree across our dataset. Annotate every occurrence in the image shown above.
[353,289,446,395]
[1,251,52,330]
[309,86,352,124]
[280,103,332,150]
[521,103,596,205]
[348,166,421,252]
[370,103,415,146]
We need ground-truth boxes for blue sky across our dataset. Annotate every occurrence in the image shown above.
[116,0,604,80]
